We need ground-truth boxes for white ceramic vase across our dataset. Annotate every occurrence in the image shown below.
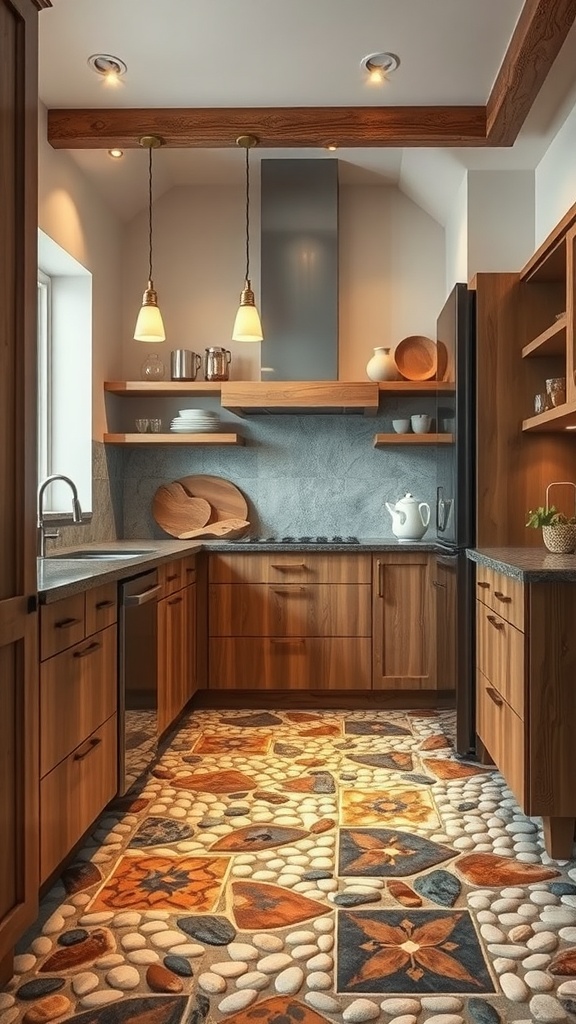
[366,346,398,382]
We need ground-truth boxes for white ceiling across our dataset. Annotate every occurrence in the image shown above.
[38,0,576,222]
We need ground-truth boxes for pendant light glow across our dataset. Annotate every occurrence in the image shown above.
[134,135,166,343]
[232,134,263,343]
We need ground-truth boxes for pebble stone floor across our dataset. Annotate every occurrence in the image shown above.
[4,708,576,1024]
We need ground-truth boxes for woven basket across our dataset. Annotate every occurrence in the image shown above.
[542,523,576,554]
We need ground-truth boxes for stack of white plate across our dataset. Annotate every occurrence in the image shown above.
[170,409,220,433]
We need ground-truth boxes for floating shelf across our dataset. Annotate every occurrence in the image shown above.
[378,381,455,395]
[104,381,223,397]
[373,433,454,447]
[522,400,576,433]
[522,316,567,358]
[103,433,245,445]
[220,381,380,415]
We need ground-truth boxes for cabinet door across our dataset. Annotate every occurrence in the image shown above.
[157,593,186,735]
[568,225,576,405]
[372,554,436,690]
[182,583,197,704]
[0,0,43,975]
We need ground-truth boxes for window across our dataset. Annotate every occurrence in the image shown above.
[37,230,93,515]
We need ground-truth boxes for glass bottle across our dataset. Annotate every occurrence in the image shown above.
[141,352,166,381]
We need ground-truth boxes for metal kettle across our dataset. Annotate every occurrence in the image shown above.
[203,347,232,382]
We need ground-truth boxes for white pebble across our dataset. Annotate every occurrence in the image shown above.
[343,998,381,1022]
[253,933,284,952]
[500,973,530,1002]
[421,999,463,1012]
[80,990,123,1009]
[275,966,304,995]
[306,993,342,1013]
[106,965,140,991]
[211,960,249,978]
[199,972,227,994]
[257,953,293,974]
[218,989,258,1014]
[525,971,555,993]
[228,943,259,962]
[127,950,160,965]
[72,972,99,996]
[307,971,333,990]
[529,994,567,1022]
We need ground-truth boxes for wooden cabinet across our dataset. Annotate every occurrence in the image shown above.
[39,588,118,884]
[0,0,46,979]
[372,553,437,691]
[157,556,198,735]
[475,566,576,858]
[209,553,372,690]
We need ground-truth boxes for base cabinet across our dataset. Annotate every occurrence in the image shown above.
[157,557,197,736]
[476,565,576,858]
[208,553,372,690]
[38,583,119,884]
[372,553,437,690]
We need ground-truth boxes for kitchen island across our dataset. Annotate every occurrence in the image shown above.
[468,547,576,857]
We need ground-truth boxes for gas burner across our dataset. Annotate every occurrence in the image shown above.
[239,535,360,544]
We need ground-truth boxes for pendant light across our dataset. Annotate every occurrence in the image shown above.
[232,134,263,342]
[134,134,166,342]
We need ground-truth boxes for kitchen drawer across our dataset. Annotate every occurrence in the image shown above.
[476,566,525,631]
[40,592,85,660]
[476,602,525,719]
[181,554,197,586]
[40,715,117,883]
[209,553,372,585]
[159,559,185,597]
[476,669,525,806]
[40,624,117,777]
[209,637,372,689]
[85,581,117,636]
[209,583,371,637]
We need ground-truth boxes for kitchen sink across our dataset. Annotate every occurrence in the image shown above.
[48,548,156,560]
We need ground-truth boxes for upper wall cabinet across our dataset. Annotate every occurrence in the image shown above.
[520,205,576,433]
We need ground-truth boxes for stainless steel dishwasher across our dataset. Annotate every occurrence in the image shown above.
[118,569,161,795]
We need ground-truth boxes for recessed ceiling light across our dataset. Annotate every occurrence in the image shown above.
[108,148,124,159]
[361,51,400,82]
[325,143,338,151]
[87,53,127,86]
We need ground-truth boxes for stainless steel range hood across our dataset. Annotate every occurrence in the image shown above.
[260,159,339,381]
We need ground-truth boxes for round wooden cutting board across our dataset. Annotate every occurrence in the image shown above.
[152,482,212,537]
[178,475,249,523]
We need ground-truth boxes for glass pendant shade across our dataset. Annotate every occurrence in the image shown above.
[232,280,263,342]
[134,282,166,342]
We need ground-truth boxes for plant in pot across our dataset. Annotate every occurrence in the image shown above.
[526,505,576,553]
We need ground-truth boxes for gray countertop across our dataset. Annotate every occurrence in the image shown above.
[38,537,437,601]
[467,547,576,582]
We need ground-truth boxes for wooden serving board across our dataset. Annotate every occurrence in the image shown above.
[178,475,248,523]
[178,518,250,540]
[152,483,212,538]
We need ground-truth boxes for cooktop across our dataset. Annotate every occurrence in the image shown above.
[237,535,360,544]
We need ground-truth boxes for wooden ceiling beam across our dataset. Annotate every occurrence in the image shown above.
[47,104,487,149]
[486,0,576,145]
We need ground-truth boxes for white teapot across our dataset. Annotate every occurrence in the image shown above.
[385,492,431,541]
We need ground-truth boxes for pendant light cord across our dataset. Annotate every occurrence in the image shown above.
[244,144,250,282]
[148,144,153,282]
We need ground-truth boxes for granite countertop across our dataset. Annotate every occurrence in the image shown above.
[38,537,437,601]
[467,547,576,582]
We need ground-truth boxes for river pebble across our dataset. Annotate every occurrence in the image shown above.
[500,974,529,1002]
[343,998,381,1022]
[529,994,567,1022]
[275,966,304,995]
[218,990,258,1014]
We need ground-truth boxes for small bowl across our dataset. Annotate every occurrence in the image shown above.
[392,418,411,434]
[135,418,149,433]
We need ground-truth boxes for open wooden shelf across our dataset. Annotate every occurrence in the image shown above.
[522,315,567,358]
[522,400,576,433]
[378,381,455,395]
[103,432,245,445]
[220,381,380,415]
[104,381,223,397]
[373,433,454,447]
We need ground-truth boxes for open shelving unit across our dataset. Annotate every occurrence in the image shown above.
[373,433,454,447]
[103,432,245,446]
[104,381,223,397]
[521,315,566,359]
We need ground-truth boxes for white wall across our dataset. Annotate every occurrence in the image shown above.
[467,170,535,278]
[536,99,576,245]
[445,177,469,294]
[38,104,124,438]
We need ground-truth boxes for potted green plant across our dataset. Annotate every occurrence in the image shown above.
[526,485,576,554]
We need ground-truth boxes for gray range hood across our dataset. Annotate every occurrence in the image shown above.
[260,159,339,381]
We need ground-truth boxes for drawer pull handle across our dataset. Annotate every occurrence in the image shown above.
[486,686,504,707]
[271,587,306,595]
[73,641,102,659]
[432,580,446,589]
[55,616,82,630]
[487,614,504,630]
[494,591,512,602]
[73,737,102,762]
[166,573,179,582]
[377,559,384,598]
[477,581,490,589]
[168,596,183,606]
[271,563,307,571]
[186,567,196,574]
[270,638,305,645]
[95,599,115,610]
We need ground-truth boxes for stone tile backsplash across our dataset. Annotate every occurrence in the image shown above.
[47,442,123,550]
[121,403,438,539]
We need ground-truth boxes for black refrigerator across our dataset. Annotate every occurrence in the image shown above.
[434,283,477,757]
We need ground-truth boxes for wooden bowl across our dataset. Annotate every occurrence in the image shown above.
[393,336,437,381]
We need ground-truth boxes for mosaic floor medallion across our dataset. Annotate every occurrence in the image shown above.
[4,706,576,1024]
[337,909,496,994]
